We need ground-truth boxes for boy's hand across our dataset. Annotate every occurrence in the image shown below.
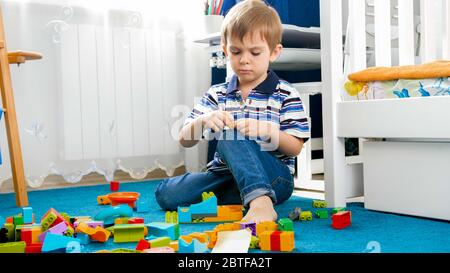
[235,119,279,141]
[201,110,234,132]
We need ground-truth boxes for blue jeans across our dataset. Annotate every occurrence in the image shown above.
[155,138,294,211]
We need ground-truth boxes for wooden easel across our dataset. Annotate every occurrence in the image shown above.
[0,7,42,207]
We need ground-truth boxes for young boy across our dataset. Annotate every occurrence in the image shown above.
[155,0,310,223]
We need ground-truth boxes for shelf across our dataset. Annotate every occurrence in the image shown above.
[270,48,321,71]
[8,50,42,64]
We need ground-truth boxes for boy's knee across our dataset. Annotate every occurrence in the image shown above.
[155,179,178,211]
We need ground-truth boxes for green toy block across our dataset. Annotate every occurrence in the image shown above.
[201,191,215,201]
[165,211,178,223]
[278,218,294,231]
[13,215,24,226]
[315,210,329,219]
[331,207,346,215]
[149,236,171,248]
[0,241,26,253]
[113,224,145,243]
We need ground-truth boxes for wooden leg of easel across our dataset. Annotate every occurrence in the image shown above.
[0,9,29,207]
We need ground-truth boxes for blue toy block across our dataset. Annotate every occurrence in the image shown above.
[22,207,33,224]
[177,207,192,223]
[178,237,208,253]
[136,200,150,213]
[146,222,179,240]
[190,195,217,217]
[42,233,81,253]
[75,233,90,245]
[94,204,133,225]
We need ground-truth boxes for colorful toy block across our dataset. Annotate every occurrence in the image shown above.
[76,222,111,243]
[20,225,42,245]
[128,217,144,224]
[249,235,259,249]
[94,204,133,225]
[149,236,171,248]
[178,192,217,223]
[13,215,23,226]
[312,200,328,208]
[331,207,346,215]
[315,210,329,219]
[0,241,26,253]
[259,231,294,252]
[113,224,145,243]
[25,243,42,253]
[1,223,14,242]
[240,222,256,236]
[288,207,302,221]
[201,205,243,223]
[300,211,313,221]
[110,180,120,191]
[278,218,294,231]
[97,195,111,205]
[146,222,179,240]
[136,239,150,251]
[165,211,178,223]
[331,211,352,230]
[178,237,208,253]
[41,233,81,253]
[255,221,278,237]
[22,207,33,224]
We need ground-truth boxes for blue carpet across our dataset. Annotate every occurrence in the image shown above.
[1,180,449,253]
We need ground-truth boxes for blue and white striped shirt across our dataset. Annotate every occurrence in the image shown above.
[184,70,310,175]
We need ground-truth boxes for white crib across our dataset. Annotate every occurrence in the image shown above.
[320,0,450,221]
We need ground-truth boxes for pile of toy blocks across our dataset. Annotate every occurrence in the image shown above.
[288,200,352,230]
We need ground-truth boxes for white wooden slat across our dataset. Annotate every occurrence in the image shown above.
[96,27,118,159]
[130,29,150,156]
[146,29,165,156]
[160,30,179,155]
[113,28,134,157]
[420,0,439,62]
[320,0,347,207]
[443,0,450,59]
[374,0,391,66]
[60,24,83,160]
[78,24,100,159]
[398,0,415,65]
[348,0,366,72]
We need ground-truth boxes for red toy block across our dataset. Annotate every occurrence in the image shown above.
[25,243,42,253]
[110,181,120,191]
[331,211,352,230]
[136,239,150,251]
[270,231,282,251]
[128,217,144,224]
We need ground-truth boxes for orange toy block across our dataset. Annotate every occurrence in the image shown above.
[256,221,278,237]
[169,241,179,252]
[259,231,294,252]
[76,222,111,243]
[203,205,243,222]
[97,195,111,205]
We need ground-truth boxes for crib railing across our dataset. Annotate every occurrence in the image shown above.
[320,0,450,207]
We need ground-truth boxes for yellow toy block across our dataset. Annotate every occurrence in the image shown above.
[256,221,278,237]
[165,211,178,223]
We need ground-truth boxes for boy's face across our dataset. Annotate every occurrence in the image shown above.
[223,30,282,88]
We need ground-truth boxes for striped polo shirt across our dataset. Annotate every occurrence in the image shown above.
[184,70,310,175]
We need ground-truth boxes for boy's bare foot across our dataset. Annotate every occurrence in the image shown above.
[241,195,277,223]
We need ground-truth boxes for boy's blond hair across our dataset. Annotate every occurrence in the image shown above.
[221,0,283,52]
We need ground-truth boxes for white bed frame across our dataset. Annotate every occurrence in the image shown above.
[320,0,450,221]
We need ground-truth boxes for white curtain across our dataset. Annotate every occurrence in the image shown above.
[0,0,211,188]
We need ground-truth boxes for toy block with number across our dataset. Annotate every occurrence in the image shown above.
[332,211,352,230]
[110,181,120,191]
